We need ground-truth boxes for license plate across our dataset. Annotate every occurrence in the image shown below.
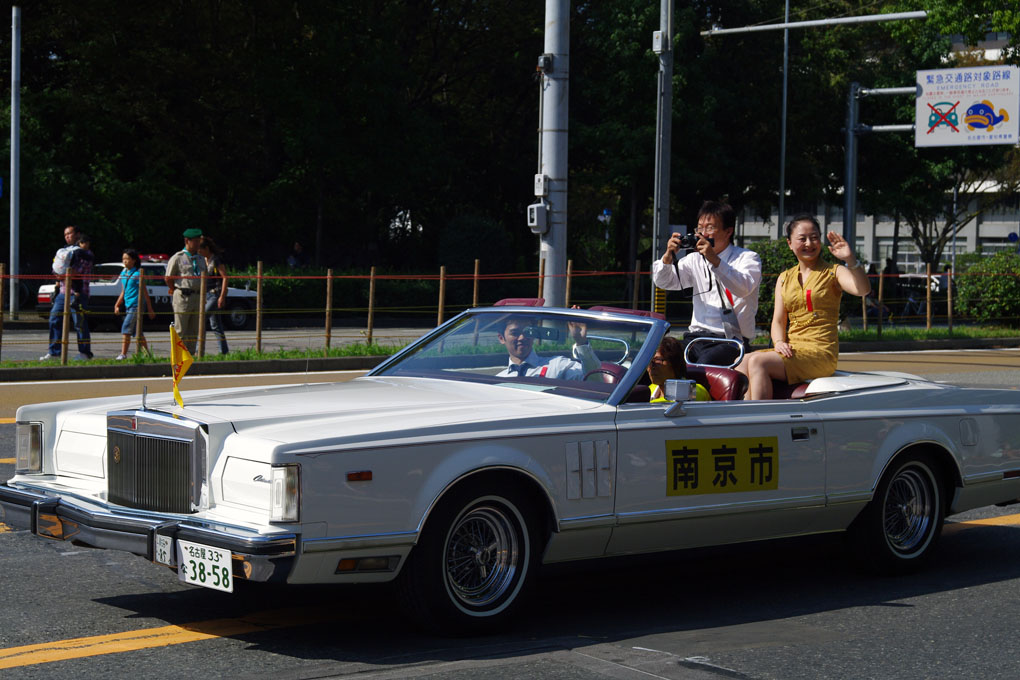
[177,540,234,592]
[154,535,174,566]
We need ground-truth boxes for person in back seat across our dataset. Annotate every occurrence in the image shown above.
[648,336,709,402]
[735,215,871,399]
[651,201,762,367]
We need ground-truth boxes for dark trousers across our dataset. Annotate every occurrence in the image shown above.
[47,291,92,357]
[205,292,229,354]
[681,331,750,368]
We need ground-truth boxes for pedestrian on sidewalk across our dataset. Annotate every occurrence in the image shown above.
[42,228,95,361]
[113,249,156,359]
[198,236,229,354]
[164,228,206,354]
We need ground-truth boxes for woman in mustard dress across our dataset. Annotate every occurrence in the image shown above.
[736,214,871,400]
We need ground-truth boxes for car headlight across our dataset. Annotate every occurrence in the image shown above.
[15,422,43,474]
[270,464,300,522]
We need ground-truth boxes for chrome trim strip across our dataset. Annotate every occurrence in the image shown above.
[558,514,616,530]
[0,484,296,582]
[825,491,872,504]
[615,494,826,524]
[5,481,283,541]
[302,531,419,552]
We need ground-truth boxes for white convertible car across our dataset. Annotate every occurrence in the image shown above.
[3,306,1020,633]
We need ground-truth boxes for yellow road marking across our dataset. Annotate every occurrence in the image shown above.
[0,523,11,533]
[0,606,336,669]
[0,458,14,465]
[0,418,14,424]
[944,512,1020,535]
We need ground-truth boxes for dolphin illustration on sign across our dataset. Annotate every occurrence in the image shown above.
[964,100,1010,131]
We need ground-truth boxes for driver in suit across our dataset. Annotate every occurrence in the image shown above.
[495,316,602,379]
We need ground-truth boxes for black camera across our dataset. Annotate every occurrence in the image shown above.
[677,233,713,249]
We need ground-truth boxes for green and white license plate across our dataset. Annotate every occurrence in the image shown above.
[154,535,174,567]
[177,540,234,592]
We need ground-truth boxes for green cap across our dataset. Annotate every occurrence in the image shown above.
[182,228,203,239]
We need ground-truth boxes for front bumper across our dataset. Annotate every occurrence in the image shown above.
[0,483,297,583]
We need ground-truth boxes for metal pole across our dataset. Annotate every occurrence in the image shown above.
[651,0,674,312]
[255,261,263,354]
[951,184,958,277]
[539,0,569,307]
[366,266,376,346]
[437,265,446,326]
[324,269,333,353]
[701,10,927,36]
[778,0,789,230]
[843,82,860,247]
[9,6,21,318]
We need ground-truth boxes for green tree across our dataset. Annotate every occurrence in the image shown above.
[955,251,1020,325]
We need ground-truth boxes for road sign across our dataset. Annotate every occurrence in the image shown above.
[915,66,1019,147]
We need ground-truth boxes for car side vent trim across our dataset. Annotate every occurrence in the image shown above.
[565,440,612,500]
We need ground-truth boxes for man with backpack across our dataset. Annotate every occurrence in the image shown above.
[41,226,95,360]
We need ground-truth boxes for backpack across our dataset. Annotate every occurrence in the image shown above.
[52,245,79,276]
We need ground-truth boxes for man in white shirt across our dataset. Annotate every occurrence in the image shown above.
[651,201,762,366]
[496,316,601,380]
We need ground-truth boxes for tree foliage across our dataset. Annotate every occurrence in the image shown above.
[0,0,1016,291]
[955,251,1020,326]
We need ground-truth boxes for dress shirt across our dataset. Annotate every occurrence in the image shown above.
[651,244,762,339]
[496,345,601,380]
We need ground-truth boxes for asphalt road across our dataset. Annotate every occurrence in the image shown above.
[2,360,1020,679]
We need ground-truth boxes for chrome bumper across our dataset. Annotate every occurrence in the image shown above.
[0,483,297,583]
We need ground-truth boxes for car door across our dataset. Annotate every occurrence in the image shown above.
[607,398,825,555]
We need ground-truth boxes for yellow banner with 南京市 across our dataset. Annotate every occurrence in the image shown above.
[666,436,779,496]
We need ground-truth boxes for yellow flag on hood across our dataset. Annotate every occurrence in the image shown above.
[169,325,193,407]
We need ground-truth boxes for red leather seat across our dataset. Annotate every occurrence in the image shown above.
[685,365,748,401]
[595,361,627,384]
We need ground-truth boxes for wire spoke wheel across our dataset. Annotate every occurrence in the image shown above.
[399,481,540,634]
[882,467,935,555]
[444,504,522,610]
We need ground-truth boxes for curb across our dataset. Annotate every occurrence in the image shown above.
[0,355,386,382]
[838,337,1020,353]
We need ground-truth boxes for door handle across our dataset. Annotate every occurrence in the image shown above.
[791,426,812,441]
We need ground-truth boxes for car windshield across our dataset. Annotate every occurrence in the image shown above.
[372,309,658,403]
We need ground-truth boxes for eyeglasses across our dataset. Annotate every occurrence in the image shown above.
[696,223,720,233]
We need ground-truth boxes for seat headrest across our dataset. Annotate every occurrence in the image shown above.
[685,365,748,401]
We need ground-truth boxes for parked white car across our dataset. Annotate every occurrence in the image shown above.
[3,306,1020,633]
[36,259,257,330]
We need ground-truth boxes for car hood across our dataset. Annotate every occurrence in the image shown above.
[137,377,606,447]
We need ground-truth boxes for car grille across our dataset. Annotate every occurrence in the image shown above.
[107,413,204,514]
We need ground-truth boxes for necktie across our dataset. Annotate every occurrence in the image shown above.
[515,362,531,377]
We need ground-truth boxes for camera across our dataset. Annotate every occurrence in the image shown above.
[677,233,714,249]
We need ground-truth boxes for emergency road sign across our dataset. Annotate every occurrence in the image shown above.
[916,66,1019,147]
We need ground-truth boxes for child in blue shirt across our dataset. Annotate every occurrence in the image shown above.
[113,249,156,359]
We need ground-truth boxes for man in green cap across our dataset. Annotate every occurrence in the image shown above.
[164,228,207,353]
